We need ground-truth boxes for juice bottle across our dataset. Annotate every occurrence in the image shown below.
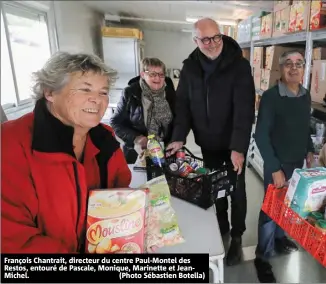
[147,134,165,167]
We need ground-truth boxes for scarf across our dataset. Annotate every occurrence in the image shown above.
[139,78,173,142]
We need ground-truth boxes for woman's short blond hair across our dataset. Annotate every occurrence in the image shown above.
[141,57,166,74]
[32,52,117,101]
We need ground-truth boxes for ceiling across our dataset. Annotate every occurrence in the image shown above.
[83,1,273,32]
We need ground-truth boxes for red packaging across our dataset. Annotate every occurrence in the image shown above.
[85,188,149,254]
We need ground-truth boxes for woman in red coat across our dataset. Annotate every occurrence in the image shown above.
[1,52,132,253]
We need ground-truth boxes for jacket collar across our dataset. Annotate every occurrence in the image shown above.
[32,98,119,162]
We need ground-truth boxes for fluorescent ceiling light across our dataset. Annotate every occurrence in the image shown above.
[181,29,193,33]
[186,17,199,23]
[186,17,237,26]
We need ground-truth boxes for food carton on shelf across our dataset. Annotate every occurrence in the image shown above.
[310,0,326,30]
[274,0,293,12]
[311,60,326,104]
[261,14,273,38]
[273,10,282,36]
[288,4,298,32]
[295,0,311,31]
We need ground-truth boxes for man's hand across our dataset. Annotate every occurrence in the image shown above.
[306,152,315,168]
[231,151,244,175]
[272,170,286,188]
[166,141,184,157]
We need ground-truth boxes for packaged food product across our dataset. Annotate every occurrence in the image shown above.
[86,188,149,254]
[147,134,165,167]
[285,167,326,219]
[141,175,185,250]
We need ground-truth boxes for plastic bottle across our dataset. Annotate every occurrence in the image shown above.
[147,134,165,167]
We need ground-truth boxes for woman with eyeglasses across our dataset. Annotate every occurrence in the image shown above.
[110,57,176,163]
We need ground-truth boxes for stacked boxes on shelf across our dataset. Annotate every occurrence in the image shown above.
[311,48,326,104]
[261,13,274,38]
[310,0,326,30]
[273,4,291,36]
[268,0,326,37]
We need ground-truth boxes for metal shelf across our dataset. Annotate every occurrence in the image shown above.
[239,41,251,49]
[253,32,307,46]
[311,29,326,41]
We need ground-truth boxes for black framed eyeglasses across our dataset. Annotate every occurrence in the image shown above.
[195,34,223,45]
[283,61,305,69]
[144,70,165,78]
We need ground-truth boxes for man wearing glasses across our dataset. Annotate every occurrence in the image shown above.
[167,18,255,266]
[254,50,314,282]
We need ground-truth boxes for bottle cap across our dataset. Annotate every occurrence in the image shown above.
[147,134,155,139]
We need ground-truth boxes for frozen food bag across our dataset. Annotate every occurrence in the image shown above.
[141,175,185,250]
[285,167,326,219]
[85,188,149,254]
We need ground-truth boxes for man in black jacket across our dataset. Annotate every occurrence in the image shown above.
[167,18,255,266]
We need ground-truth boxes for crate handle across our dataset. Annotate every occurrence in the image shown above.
[182,146,203,161]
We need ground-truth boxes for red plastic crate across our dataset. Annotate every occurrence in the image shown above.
[262,185,326,267]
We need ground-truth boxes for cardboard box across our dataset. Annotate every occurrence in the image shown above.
[261,69,280,90]
[281,6,291,32]
[313,47,326,60]
[253,47,265,68]
[310,0,326,30]
[261,14,273,38]
[265,46,305,70]
[295,1,311,31]
[288,4,298,32]
[311,60,326,104]
[253,68,262,89]
[242,48,251,60]
[273,11,282,36]
[274,0,292,12]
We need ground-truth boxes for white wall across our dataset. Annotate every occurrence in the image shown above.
[53,1,104,57]
[143,29,196,70]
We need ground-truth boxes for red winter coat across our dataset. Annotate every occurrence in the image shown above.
[1,99,132,253]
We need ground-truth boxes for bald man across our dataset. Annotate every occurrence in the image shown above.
[167,18,255,266]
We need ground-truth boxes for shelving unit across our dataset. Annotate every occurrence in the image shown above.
[239,27,326,179]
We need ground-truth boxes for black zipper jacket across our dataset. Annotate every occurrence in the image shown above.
[171,35,255,154]
[110,76,176,148]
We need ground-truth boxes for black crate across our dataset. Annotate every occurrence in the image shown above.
[146,147,236,210]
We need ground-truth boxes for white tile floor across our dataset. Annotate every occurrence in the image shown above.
[184,132,326,283]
